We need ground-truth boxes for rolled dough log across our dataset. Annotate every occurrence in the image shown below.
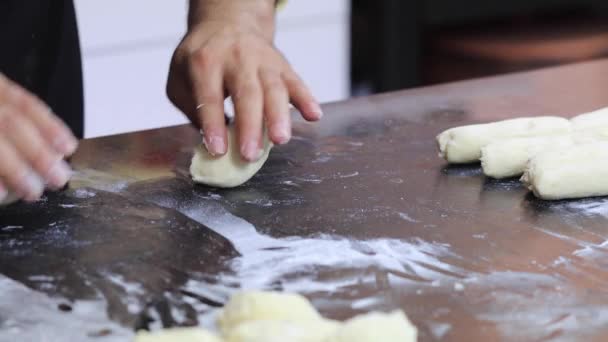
[217,291,321,335]
[436,116,571,163]
[325,311,417,342]
[224,319,339,342]
[521,141,608,200]
[135,327,222,342]
[481,135,576,179]
[571,106,608,132]
[190,126,273,188]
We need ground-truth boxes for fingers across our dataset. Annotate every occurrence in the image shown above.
[169,30,322,163]
[1,74,78,156]
[229,68,265,161]
[0,137,44,202]
[189,49,227,156]
[0,181,7,202]
[260,69,290,145]
[2,107,71,190]
[0,74,77,202]
[283,70,323,121]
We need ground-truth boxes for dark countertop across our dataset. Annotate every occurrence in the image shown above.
[3,60,608,341]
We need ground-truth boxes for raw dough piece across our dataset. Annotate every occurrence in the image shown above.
[571,106,608,132]
[190,126,273,188]
[0,192,18,206]
[135,327,222,342]
[481,135,575,179]
[521,141,608,200]
[573,127,608,143]
[325,311,417,342]
[136,291,419,342]
[436,116,571,163]
[224,319,339,342]
[218,291,321,334]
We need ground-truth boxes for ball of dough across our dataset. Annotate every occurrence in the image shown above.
[224,319,340,342]
[325,311,417,342]
[190,126,273,188]
[135,327,222,342]
[218,291,321,334]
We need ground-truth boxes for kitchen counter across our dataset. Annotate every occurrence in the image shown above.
[3,59,608,341]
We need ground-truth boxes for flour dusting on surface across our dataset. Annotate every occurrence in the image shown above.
[0,276,132,342]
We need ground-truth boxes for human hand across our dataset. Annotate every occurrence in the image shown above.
[167,1,322,161]
[0,74,78,202]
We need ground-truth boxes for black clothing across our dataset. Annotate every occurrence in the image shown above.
[0,0,83,138]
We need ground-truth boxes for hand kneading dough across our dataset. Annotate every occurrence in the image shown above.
[190,126,273,188]
[325,311,417,342]
[218,291,321,334]
[135,327,222,342]
[481,135,576,179]
[224,319,339,342]
[436,116,571,163]
[521,142,608,200]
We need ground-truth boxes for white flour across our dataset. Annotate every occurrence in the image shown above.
[563,198,608,218]
[0,276,132,342]
[6,175,608,339]
[178,198,459,294]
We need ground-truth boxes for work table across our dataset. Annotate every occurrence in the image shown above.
[2,60,608,341]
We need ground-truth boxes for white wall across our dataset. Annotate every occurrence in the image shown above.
[74,1,350,138]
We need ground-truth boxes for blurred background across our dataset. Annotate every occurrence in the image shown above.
[75,0,608,138]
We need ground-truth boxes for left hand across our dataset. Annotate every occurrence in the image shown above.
[167,11,322,162]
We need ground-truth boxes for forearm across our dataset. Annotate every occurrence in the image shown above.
[187,0,277,40]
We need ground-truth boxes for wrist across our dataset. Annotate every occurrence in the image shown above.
[188,0,276,40]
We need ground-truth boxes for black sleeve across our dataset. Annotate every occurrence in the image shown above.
[0,0,84,138]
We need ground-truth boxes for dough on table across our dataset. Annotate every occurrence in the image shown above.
[224,319,339,342]
[436,116,571,163]
[325,311,417,342]
[571,106,608,132]
[135,327,222,342]
[521,141,608,200]
[190,126,273,188]
[133,291,419,342]
[481,135,576,179]
[217,291,321,335]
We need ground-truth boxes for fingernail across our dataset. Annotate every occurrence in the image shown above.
[241,141,263,161]
[20,171,45,202]
[271,122,291,145]
[0,186,7,202]
[46,160,73,189]
[310,103,323,118]
[204,135,227,156]
[54,136,79,156]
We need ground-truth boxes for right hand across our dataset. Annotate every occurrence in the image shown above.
[0,74,78,202]
[167,1,322,162]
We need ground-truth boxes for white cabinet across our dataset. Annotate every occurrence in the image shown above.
[74,1,350,138]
